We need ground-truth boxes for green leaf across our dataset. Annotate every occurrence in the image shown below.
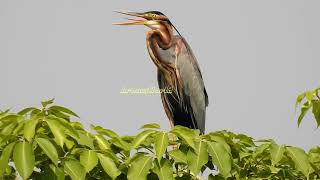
[298,101,312,126]
[295,92,306,107]
[236,134,255,147]
[97,153,121,179]
[154,132,169,160]
[12,120,25,135]
[127,156,153,180]
[46,119,66,148]
[0,121,17,135]
[270,143,285,165]
[0,114,19,122]
[95,135,111,150]
[30,109,42,118]
[306,90,315,103]
[0,142,16,176]
[110,136,131,151]
[49,164,65,180]
[171,126,197,150]
[48,109,71,120]
[187,140,208,175]
[207,141,232,178]
[18,107,37,115]
[153,158,174,180]
[64,160,86,180]
[286,146,313,177]
[13,141,35,180]
[208,174,224,180]
[36,138,59,166]
[92,125,119,138]
[140,123,160,129]
[80,150,98,173]
[131,130,157,149]
[74,131,94,149]
[23,118,39,142]
[308,146,320,172]
[252,143,270,159]
[103,149,120,165]
[312,101,320,127]
[209,135,231,153]
[41,98,55,108]
[49,105,79,118]
[48,115,79,138]
[168,149,187,164]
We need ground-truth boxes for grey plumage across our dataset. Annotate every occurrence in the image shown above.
[156,35,208,134]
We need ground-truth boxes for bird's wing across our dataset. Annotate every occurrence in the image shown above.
[175,36,208,133]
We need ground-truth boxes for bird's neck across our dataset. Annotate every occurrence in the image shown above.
[148,23,173,50]
[146,23,174,70]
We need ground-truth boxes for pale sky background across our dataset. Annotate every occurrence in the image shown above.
[0,1,319,150]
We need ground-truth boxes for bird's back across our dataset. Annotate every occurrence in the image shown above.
[156,35,208,133]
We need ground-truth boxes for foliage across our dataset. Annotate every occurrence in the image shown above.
[296,87,320,127]
[0,99,318,180]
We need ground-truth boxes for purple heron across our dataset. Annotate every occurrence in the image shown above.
[114,11,209,134]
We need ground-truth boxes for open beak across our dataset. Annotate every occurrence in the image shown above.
[113,11,147,26]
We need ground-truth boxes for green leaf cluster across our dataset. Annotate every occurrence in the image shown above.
[296,87,320,127]
[0,99,318,179]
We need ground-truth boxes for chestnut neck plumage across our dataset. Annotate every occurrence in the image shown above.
[146,22,174,70]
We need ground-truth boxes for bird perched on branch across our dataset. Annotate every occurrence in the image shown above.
[114,11,209,134]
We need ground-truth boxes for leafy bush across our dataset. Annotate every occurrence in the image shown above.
[0,98,319,180]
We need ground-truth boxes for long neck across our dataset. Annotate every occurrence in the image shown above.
[146,23,173,70]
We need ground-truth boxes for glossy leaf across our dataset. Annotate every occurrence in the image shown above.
[306,91,314,103]
[13,141,35,180]
[154,131,169,160]
[49,164,65,180]
[209,135,231,153]
[270,143,285,165]
[23,118,39,142]
[110,136,131,151]
[127,156,153,180]
[0,142,16,176]
[312,101,320,127]
[140,123,160,129]
[49,105,79,118]
[18,107,37,115]
[80,150,98,173]
[168,149,187,164]
[153,158,174,180]
[92,125,119,138]
[131,129,156,149]
[298,101,312,126]
[74,131,94,149]
[98,153,121,179]
[95,135,111,150]
[207,141,232,178]
[48,115,79,138]
[36,138,59,166]
[64,160,86,180]
[46,119,66,147]
[286,146,313,177]
[187,140,208,175]
[253,143,270,159]
[41,98,55,108]
[171,126,197,150]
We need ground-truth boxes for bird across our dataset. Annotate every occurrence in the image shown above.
[114,11,209,134]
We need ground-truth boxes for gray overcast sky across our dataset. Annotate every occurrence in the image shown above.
[0,1,319,150]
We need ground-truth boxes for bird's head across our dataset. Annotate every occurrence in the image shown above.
[113,11,181,35]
